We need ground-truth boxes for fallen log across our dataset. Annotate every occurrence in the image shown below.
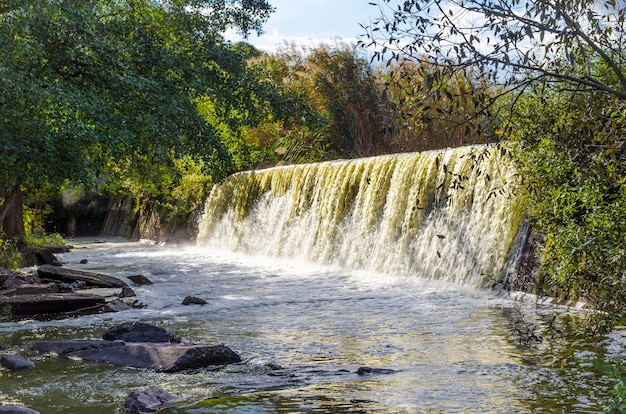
[37,265,128,288]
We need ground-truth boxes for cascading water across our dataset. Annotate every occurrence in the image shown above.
[197,145,522,287]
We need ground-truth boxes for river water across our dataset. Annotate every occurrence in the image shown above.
[0,239,618,413]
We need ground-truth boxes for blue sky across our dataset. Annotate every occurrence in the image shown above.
[225,0,381,51]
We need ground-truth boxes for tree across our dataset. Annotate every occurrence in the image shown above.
[0,0,273,242]
[361,0,626,110]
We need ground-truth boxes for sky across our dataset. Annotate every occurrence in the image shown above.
[224,0,382,52]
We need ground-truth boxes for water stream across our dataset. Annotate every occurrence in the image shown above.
[0,242,617,413]
[0,146,620,412]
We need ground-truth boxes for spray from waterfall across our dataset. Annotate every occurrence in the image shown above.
[197,145,522,288]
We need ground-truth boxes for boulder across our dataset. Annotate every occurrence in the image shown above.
[39,245,71,254]
[70,343,241,372]
[0,293,106,318]
[32,340,125,355]
[182,296,207,306]
[0,355,35,371]
[0,406,40,414]
[23,247,62,267]
[102,322,180,343]
[0,271,41,290]
[127,275,153,286]
[124,390,179,414]
[37,265,128,288]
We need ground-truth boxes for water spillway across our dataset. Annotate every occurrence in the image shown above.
[197,145,522,288]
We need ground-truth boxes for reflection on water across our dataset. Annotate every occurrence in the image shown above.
[0,241,616,413]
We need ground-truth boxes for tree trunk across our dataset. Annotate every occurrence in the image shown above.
[0,182,25,249]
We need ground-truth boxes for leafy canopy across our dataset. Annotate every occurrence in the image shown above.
[0,0,273,231]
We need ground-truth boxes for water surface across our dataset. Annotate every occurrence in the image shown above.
[0,240,616,413]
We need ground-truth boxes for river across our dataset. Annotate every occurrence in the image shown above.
[0,239,617,413]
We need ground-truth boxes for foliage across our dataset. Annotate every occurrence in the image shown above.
[0,235,21,269]
[362,0,626,100]
[594,358,626,413]
[361,0,626,156]
[0,0,273,240]
[509,89,626,331]
[377,59,501,151]
[244,43,391,163]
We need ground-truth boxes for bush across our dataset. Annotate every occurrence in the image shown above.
[509,90,626,332]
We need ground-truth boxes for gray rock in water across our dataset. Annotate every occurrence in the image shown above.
[37,265,128,288]
[127,275,153,286]
[119,286,137,298]
[32,340,125,355]
[70,344,241,372]
[102,299,133,313]
[103,321,180,343]
[0,406,40,413]
[0,293,106,318]
[124,390,179,413]
[182,296,207,306]
[0,355,35,371]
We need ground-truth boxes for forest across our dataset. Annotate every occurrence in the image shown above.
[0,0,624,336]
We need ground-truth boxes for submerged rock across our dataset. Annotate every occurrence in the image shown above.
[356,366,397,376]
[70,344,241,372]
[103,322,180,343]
[124,390,179,413]
[0,406,40,413]
[0,355,35,371]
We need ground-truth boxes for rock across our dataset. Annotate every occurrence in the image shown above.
[124,390,179,414]
[70,344,241,372]
[182,296,206,306]
[0,293,106,318]
[39,245,71,254]
[37,265,128,288]
[80,259,88,264]
[102,299,133,313]
[22,247,62,267]
[119,287,136,298]
[127,275,153,286]
[2,283,73,296]
[0,271,41,290]
[356,366,397,376]
[0,406,40,413]
[32,340,125,355]
[102,322,180,343]
[0,355,35,371]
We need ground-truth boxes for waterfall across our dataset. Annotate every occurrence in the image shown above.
[197,145,523,288]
